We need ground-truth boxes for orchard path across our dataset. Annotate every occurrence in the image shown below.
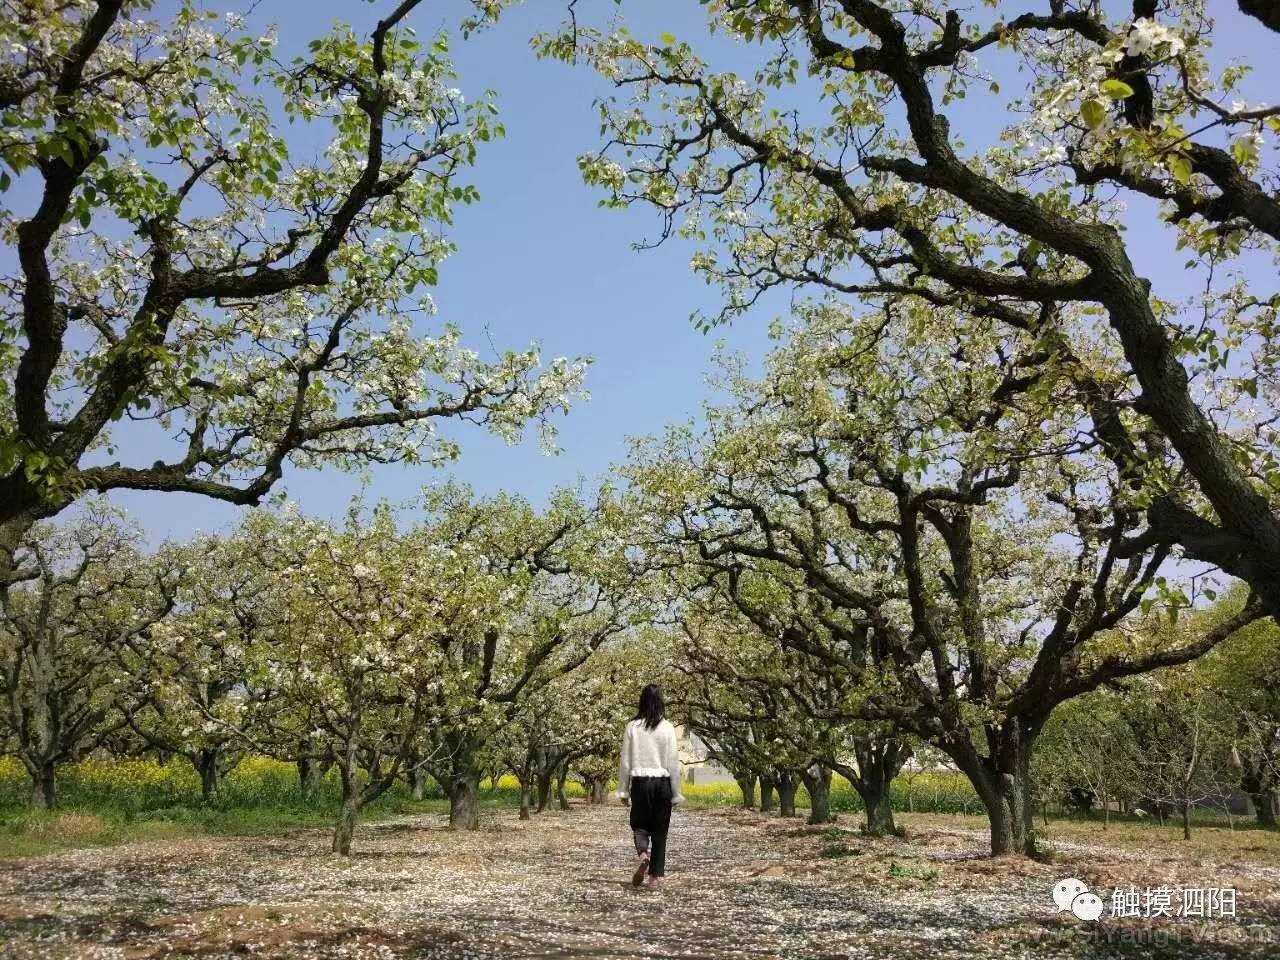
[2,805,1280,959]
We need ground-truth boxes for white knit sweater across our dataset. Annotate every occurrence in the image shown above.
[616,718,684,804]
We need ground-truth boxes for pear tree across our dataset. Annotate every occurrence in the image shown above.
[623,299,1262,854]
[116,527,281,803]
[556,0,1280,617]
[0,501,181,806]
[0,0,587,584]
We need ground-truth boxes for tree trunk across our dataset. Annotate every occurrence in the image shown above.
[22,688,57,810]
[519,778,532,820]
[777,774,798,818]
[1251,790,1278,828]
[332,736,363,855]
[517,749,536,819]
[1241,763,1278,828]
[959,720,1039,857]
[759,777,776,812]
[984,790,1030,856]
[449,771,481,830]
[831,742,906,838]
[297,757,324,798]
[29,759,56,809]
[409,766,427,801]
[734,771,757,809]
[588,776,608,805]
[333,794,360,855]
[860,773,901,839]
[1182,801,1192,840]
[555,766,570,811]
[535,768,553,813]
[196,750,221,803]
[801,765,833,825]
[864,783,896,836]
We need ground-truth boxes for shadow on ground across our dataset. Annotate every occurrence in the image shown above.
[1,807,1278,959]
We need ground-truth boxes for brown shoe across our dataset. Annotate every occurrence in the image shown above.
[631,852,650,887]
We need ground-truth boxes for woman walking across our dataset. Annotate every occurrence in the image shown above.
[617,684,683,889]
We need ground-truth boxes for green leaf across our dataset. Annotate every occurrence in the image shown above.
[1100,79,1134,99]
[659,32,676,45]
[1167,153,1192,185]
[1080,98,1106,130]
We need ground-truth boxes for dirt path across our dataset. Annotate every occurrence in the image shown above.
[2,805,1278,959]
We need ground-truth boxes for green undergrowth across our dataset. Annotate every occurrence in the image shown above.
[0,757,586,859]
[679,770,985,815]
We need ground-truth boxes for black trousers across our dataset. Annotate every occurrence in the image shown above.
[629,776,673,876]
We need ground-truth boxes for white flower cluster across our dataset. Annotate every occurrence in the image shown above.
[1125,17,1185,58]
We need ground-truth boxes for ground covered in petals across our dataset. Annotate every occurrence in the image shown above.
[2,805,1278,959]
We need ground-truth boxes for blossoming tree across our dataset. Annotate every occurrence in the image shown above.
[245,503,463,855]
[410,484,639,830]
[0,0,587,584]
[624,299,1264,854]
[116,527,283,803]
[553,0,1280,617]
[0,501,181,806]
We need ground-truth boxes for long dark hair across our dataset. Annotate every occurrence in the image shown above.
[635,683,665,730]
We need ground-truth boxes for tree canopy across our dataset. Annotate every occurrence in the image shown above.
[548,0,1280,616]
[0,0,586,581]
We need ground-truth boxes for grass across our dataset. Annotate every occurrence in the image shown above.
[1031,810,1280,859]
[681,773,1274,838]
[885,858,940,883]
[0,792,454,860]
[0,757,586,859]
[679,769,985,814]
[3,755,1275,861]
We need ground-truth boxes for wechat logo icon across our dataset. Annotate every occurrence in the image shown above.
[1053,877,1105,922]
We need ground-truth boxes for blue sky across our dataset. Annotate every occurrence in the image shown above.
[106,0,1278,542]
